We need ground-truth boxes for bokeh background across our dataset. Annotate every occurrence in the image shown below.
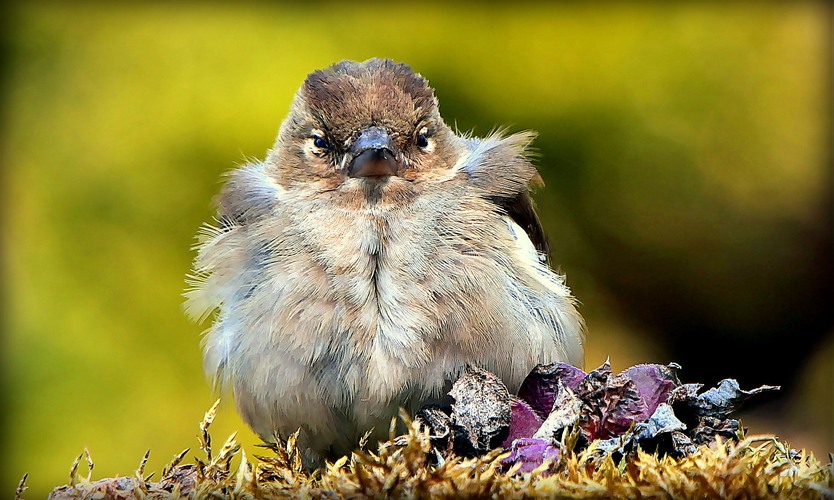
[1,2,831,496]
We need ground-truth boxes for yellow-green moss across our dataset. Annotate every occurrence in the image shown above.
[42,403,832,500]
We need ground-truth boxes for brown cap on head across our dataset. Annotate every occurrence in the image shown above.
[300,59,437,143]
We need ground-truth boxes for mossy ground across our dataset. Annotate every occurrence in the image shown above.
[39,404,833,500]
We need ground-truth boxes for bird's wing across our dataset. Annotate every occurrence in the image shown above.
[496,190,550,264]
[215,162,286,227]
[457,132,551,263]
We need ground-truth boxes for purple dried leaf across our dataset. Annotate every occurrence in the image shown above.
[517,363,587,419]
[586,403,688,458]
[501,398,543,448]
[500,438,561,474]
[622,363,679,420]
[532,381,581,442]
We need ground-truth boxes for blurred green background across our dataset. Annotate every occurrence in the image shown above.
[1,2,831,496]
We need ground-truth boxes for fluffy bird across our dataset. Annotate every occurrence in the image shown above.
[186,58,584,465]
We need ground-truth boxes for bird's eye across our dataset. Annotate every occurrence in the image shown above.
[313,136,328,149]
[416,135,429,148]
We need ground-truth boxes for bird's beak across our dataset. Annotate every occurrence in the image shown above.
[348,127,400,178]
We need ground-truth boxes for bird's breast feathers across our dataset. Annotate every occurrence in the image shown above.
[186,136,582,411]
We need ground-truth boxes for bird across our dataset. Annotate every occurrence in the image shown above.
[185,58,584,467]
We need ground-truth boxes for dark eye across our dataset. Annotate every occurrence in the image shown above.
[416,134,429,148]
[313,136,328,149]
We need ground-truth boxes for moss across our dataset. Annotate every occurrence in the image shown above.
[41,403,832,500]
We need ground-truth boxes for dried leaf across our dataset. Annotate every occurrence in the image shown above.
[532,381,581,442]
[693,379,780,418]
[449,364,512,456]
[691,416,741,446]
[622,363,679,420]
[501,398,543,448]
[576,370,645,441]
[414,405,451,440]
[517,362,587,418]
[68,454,80,488]
[499,438,561,474]
[632,403,686,441]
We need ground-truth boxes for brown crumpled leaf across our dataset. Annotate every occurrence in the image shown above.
[575,361,645,441]
[415,406,451,441]
[414,405,454,460]
[448,364,512,457]
[691,416,741,446]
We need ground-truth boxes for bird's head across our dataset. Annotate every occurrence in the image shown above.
[267,59,461,196]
